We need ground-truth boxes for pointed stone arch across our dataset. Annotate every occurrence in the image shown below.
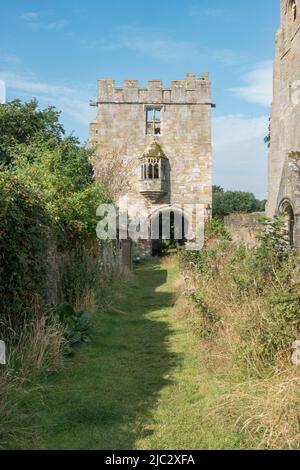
[287,0,297,20]
[279,198,295,246]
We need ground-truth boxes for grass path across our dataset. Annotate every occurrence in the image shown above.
[22,257,242,450]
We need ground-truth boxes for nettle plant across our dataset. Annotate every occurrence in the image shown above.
[256,215,291,266]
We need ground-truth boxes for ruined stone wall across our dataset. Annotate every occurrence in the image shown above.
[224,213,265,246]
[267,0,300,217]
[90,73,212,252]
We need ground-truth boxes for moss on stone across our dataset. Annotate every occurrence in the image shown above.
[288,151,300,161]
[143,141,166,159]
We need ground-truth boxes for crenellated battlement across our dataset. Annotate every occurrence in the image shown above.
[97,72,212,105]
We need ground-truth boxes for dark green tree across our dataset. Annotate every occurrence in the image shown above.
[0,99,64,166]
[212,186,266,219]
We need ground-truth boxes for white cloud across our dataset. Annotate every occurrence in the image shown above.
[212,50,245,67]
[230,61,273,107]
[0,71,95,129]
[21,12,39,20]
[213,114,269,198]
[213,114,269,147]
[84,26,243,66]
[0,52,22,68]
[46,20,69,30]
[119,31,198,63]
[85,27,200,64]
[189,5,226,18]
[0,72,73,95]
[21,11,69,30]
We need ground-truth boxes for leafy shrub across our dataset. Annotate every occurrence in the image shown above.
[187,291,221,338]
[0,99,112,449]
[204,218,231,242]
[256,215,291,265]
[0,99,64,167]
[0,171,49,330]
[54,303,93,353]
[13,138,109,245]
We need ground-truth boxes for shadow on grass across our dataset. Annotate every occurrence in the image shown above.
[28,258,181,450]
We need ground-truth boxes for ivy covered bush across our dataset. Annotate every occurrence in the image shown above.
[0,172,49,329]
[0,99,110,334]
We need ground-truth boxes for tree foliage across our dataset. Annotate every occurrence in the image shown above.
[12,138,107,242]
[0,99,64,166]
[212,186,266,219]
[0,172,49,324]
[0,99,110,329]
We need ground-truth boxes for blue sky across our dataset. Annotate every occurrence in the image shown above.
[0,0,279,198]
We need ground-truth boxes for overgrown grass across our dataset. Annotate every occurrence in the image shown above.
[0,244,111,449]
[179,217,300,449]
[5,257,243,450]
[0,299,65,449]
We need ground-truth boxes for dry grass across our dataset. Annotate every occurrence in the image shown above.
[211,369,300,449]
[179,242,300,449]
[0,298,65,449]
[74,288,97,313]
[161,254,178,270]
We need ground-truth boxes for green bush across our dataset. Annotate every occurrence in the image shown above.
[187,291,221,338]
[54,303,93,353]
[0,99,64,167]
[13,138,109,245]
[205,218,231,241]
[0,171,49,330]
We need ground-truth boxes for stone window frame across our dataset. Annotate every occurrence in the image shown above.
[141,157,164,181]
[282,0,299,49]
[289,0,297,21]
[145,105,164,136]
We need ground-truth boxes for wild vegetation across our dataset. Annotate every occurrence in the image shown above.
[179,217,300,449]
[1,99,298,451]
[0,100,110,448]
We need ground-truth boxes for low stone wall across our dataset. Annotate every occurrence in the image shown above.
[46,238,133,306]
[224,213,265,246]
[102,240,133,275]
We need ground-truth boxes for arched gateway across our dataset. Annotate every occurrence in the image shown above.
[150,206,191,255]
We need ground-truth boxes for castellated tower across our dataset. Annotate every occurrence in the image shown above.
[90,72,213,254]
[267,0,300,246]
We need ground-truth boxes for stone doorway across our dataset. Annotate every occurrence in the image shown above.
[280,200,295,247]
[151,208,190,256]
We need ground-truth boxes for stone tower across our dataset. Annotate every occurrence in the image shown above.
[267,0,300,246]
[90,73,213,254]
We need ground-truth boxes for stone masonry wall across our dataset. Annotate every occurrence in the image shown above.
[267,0,300,218]
[90,73,213,254]
[224,213,265,246]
